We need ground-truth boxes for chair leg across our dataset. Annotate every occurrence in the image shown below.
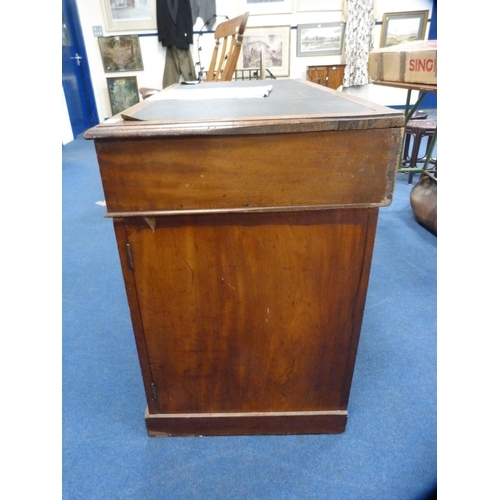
[408,132,423,184]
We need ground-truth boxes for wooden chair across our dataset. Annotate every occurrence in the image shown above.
[205,11,249,82]
[139,12,249,100]
[402,119,437,184]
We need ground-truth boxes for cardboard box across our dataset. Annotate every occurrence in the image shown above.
[368,40,437,85]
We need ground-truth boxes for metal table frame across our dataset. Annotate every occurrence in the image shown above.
[372,80,437,175]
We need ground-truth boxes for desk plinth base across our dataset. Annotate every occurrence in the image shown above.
[145,409,348,436]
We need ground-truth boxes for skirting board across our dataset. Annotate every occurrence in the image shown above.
[145,409,348,436]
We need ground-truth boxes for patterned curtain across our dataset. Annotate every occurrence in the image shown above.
[342,0,375,87]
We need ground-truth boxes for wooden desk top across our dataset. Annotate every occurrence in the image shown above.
[84,79,404,139]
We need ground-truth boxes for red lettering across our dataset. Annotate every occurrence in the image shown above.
[408,58,436,73]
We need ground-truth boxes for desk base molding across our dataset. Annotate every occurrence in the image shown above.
[145,409,348,436]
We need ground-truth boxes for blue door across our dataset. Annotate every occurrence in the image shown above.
[62,0,99,137]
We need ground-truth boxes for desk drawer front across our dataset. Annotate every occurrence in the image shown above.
[96,128,401,214]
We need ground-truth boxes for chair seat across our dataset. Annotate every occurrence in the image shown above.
[406,119,437,134]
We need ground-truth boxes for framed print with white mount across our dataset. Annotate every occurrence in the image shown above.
[100,0,156,32]
[238,25,291,77]
[297,22,345,57]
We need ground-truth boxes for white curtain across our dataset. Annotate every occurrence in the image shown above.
[342,0,375,87]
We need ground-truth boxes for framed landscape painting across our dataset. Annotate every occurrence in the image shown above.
[380,10,429,48]
[296,22,345,57]
[106,76,140,115]
[98,35,144,72]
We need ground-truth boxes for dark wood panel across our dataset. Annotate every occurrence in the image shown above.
[145,410,348,436]
[117,209,378,417]
[307,65,346,90]
[96,128,401,214]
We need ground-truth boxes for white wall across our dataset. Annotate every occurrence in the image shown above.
[70,0,434,124]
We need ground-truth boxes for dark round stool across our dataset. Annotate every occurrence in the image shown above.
[402,119,437,184]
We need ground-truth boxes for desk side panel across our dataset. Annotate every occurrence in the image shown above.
[95,128,402,213]
[119,209,377,418]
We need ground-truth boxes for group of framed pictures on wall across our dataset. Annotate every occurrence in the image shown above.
[237,0,344,77]
[97,0,156,115]
[97,0,346,82]
[98,34,142,115]
[96,0,429,112]
[98,0,345,30]
[238,23,344,77]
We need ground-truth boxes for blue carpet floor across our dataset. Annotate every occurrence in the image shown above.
[62,121,437,499]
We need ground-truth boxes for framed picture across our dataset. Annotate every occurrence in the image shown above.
[295,0,343,12]
[296,22,345,57]
[106,76,140,115]
[100,0,156,32]
[239,26,291,77]
[380,10,429,48]
[98,35,144,72]
[238,0,293,15]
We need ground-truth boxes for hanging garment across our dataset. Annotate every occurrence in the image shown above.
[163,45,197,87]
[156,0,193,49]
[157,0,196,86]
[190,0,217,30]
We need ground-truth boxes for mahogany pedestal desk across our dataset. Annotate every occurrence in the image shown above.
[84,79,404,436]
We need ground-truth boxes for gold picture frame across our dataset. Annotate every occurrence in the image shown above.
[380,10,429,48]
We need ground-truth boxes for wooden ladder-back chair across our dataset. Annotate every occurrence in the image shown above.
[139,12,250,100]
[205,12,249,82]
